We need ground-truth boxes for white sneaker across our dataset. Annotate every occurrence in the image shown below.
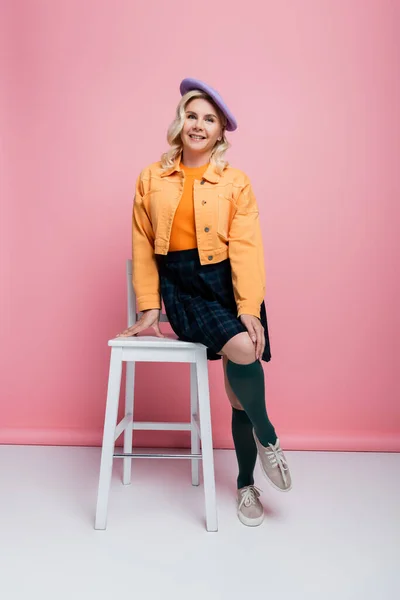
[237,485,264,527]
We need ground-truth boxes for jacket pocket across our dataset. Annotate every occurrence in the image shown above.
[217,194,232,241]
[146,189,163,229]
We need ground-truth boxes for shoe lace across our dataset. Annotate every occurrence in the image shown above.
[265,440,289,485]
[238,485,262,510]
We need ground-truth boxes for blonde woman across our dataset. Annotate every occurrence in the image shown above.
[117,78,292,527]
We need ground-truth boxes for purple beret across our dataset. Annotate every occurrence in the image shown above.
[179,77,238,132]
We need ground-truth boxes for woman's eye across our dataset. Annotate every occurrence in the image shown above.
[187,115,214,123]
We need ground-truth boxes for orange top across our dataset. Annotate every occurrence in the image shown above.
[168,161,209,251]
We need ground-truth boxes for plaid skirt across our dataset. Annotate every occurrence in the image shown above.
[156,248,271,362]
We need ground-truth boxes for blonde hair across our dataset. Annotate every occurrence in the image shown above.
[160,90,231,174]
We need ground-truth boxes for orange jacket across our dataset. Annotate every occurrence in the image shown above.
[132,153,266,318]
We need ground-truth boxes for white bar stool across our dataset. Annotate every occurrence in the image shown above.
[94,259,218,531]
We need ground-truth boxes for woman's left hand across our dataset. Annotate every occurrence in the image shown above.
[239,314,265,361]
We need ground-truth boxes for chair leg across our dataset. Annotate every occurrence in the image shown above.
[190,363,200,486]
[195,349,218,532]
[123,361,135,485]
[94,348,123,530]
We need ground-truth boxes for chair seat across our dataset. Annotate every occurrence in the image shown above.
[108,333,204,349]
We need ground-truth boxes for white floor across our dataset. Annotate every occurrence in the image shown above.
[0,445,399,600]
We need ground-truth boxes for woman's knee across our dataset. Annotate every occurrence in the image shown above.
[220,332,256,365]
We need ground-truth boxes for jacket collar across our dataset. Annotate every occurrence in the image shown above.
[160,152,222,183]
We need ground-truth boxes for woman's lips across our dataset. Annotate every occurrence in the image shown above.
[189,134,206,141]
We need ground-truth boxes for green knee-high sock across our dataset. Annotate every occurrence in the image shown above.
[226,359,277,447]
[231,407,258,489]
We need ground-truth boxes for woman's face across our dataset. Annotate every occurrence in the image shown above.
[180,97,223,155]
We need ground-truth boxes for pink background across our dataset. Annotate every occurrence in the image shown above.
[1,0,399,451]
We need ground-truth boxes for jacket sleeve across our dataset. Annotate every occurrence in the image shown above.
[132,174,162,312]
[228,176,266,319]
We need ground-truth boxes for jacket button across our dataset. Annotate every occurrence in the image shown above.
[204,227,210,232]
[200,180,205,185]
[208,255,213,261]
[202,200,206,205]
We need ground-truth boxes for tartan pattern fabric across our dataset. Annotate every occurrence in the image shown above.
[156,249,271,362]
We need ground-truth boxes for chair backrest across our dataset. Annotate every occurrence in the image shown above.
[126,259,169,327]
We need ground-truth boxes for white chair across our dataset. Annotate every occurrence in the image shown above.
[94,259,218,531]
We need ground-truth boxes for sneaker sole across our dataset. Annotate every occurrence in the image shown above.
[237,509,265,527]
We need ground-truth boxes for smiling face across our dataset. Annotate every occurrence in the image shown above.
[180,97,223,163]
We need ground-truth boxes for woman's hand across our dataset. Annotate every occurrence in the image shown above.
[116,309,164,338]
[239,314,265,361]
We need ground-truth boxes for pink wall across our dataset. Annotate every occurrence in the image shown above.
[1,0,399,451]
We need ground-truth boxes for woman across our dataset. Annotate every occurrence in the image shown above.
[117,77,292,527]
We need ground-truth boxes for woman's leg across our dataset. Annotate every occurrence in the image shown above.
[222,333,277,447]
[220,333,291,494]
[223,356,258,489]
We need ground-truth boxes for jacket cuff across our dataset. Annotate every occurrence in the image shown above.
[237,303,261,320]
[137,294,162,312]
